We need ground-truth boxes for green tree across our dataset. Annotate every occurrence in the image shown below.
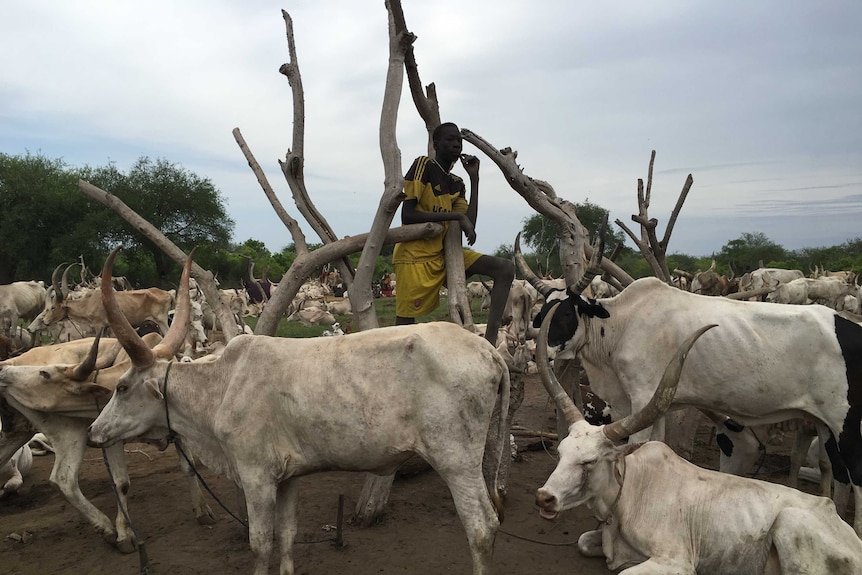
[520,199,627,276]
[717,232,787,273]
[0,152,97,283]
[81,157,234,285]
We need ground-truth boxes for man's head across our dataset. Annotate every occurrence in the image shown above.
[432,122,462,165]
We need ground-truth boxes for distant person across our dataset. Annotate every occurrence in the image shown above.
[392,122,514,346]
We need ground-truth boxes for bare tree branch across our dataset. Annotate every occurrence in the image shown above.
[276,9,355,288]
[77,180,241,341]
[660,173,694,251]
[232,127,308,255]
[616,151,694,283]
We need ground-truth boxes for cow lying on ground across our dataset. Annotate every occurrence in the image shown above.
[81,247,511,575]
[533,306,862,574]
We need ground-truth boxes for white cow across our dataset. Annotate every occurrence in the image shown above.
[766,277,811,304]
[0,327,215,552]
[0,281,47,337]
[517,244,862,536]
[287,304,335,327]
[29,282,172,337]
[84,247,511,575]
[750,267,805,289]
[324,297,352,316]
[533,311,862,574]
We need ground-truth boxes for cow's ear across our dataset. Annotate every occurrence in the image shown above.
[64,382,113,399]
[576,297,610,319]
[146,378,164,400]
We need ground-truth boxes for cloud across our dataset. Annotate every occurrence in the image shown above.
[3,0,862,260]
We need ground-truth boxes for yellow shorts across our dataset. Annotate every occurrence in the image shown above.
[394,249,483,318]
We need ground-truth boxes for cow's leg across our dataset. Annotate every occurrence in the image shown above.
[237,470,278,575]
[436,469,498,575]
[576,528,604,557]
[274,478,299,575]
[46,426,120,548]
[174,445,215,525]
[788,425,814,488]
[813,422,834,497]
[617,559,695,574]
[770,507,862,574]
[101,442,138,553]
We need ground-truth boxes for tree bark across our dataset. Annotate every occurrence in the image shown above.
[444,222,473,330]
[351,0,414,526]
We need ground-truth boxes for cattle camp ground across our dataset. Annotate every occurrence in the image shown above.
[1,361,837,575]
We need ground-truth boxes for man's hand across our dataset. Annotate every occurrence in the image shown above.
[459,214,477,246]
[460,154,480,179]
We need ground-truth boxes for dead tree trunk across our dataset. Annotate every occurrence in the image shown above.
[351,0,416,527]
[444,223,474,330]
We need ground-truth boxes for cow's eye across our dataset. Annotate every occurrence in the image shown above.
[39,370,50,380]
[117,385,127,394]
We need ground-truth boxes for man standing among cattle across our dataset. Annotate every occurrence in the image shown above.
[393,122,514,345]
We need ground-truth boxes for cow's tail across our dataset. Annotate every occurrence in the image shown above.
[490,355,511,523]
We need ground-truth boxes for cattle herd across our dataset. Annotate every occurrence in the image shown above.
[2,249,862,574]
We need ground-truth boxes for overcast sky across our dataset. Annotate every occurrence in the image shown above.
[3,1,861,258]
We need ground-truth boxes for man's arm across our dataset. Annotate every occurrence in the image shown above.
[461,154,480,231]
[401,199,476,245]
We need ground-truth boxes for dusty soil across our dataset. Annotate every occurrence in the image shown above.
[0,375,824,575]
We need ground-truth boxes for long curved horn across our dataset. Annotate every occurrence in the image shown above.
[61,263,79,300]
[68,328,104,381]
[51,263,67,302]
[102,247,154,368]
[570,215,607,296]
[602,324,717,443]
[514,233,555,298]
[152,248,196,358]
[536,302,584,426]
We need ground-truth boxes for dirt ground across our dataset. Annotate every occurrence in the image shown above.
[0,374,827,575]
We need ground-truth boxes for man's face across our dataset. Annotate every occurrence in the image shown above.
[434,126,463,162]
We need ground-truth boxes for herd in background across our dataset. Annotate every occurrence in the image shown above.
[3,251,862,573]
[0,258,357,363]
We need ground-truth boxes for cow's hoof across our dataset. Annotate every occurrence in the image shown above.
[116,537,138,554]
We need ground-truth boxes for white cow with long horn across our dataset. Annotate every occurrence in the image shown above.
[515,231,862,536]
[84,247,511,575]
[534,305,862,574]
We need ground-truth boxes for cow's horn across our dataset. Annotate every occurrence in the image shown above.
[61,263,79,300]
[51,262,67,302]
[514,233,555,298]
[102,247,154,369]
[152,248,196,358]
[602,324,717,443]
[536,302,584,426]
[570,215,606,296]
[68,328,105,381]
